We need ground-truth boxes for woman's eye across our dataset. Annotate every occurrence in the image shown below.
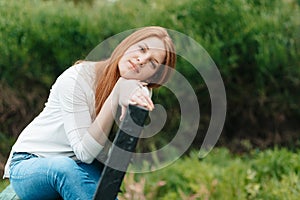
[150,60,158,69]
[139,45,146,53]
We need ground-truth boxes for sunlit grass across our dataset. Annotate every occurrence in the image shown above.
[0,179,9,193]
[119,148,300,200]
[1,148,299,199]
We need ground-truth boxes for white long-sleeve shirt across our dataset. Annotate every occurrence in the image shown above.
[4,62,104,178]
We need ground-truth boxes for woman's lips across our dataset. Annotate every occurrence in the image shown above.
[129,60,139,73]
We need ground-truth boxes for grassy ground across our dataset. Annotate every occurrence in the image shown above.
[118,148,300,200]
[0,179,9,193]
[1,148,299,199]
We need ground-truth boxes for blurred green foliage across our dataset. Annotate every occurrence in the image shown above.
[0,0,299,174]
[118,147,300,199]
[1,147,299,199]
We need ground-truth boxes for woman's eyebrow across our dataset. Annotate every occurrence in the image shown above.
[143,43,149,50]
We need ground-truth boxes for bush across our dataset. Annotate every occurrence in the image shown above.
[0,0,299,169]
[172,0,300,149]
[119,148,300,199]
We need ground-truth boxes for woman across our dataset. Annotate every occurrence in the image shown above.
[3,26,176,199]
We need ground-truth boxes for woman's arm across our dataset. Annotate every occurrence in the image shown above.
[88,92,117,146]
[88,77,154,145]
[59,72,153,163]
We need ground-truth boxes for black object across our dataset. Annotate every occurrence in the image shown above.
[93,105,149,200]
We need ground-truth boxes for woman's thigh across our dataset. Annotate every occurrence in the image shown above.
[10,153,103,200]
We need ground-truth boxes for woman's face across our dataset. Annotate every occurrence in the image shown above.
[118,37,166,81]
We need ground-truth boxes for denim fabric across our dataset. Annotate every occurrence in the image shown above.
[9,152,104,200]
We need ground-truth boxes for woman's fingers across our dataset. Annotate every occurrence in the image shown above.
[143,94,154,110]
[119,105,127,121]
[130,89,154,111]
[141,82,148,86]
[117,78,154,111]
[140,85,154,109]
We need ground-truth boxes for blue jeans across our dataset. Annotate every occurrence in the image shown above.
[9,152,104,200]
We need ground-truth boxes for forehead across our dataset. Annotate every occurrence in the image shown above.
[137,37,166,63]
[138,37,165,50]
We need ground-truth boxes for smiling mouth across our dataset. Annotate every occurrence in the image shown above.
[129,60,139,73]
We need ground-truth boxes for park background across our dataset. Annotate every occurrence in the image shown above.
[0,0,299,199]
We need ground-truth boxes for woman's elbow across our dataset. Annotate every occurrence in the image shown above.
[72,144,96,164]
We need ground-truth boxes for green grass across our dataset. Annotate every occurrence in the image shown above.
[119,147,300,200]
[1,148,299,199]
[0,179,9,193]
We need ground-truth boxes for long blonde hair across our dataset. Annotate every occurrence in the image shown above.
[94,26,176,115]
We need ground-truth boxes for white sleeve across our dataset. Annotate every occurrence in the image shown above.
[57,70,103,163]
[142,86,152,97]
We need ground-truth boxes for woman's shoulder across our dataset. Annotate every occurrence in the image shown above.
[60,61,96,79]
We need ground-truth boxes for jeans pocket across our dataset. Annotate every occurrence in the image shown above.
[10,152,37,169]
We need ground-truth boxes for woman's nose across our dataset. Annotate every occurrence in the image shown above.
[137,54,150,66]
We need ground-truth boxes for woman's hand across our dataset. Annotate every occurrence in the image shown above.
[116,77,154,121]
